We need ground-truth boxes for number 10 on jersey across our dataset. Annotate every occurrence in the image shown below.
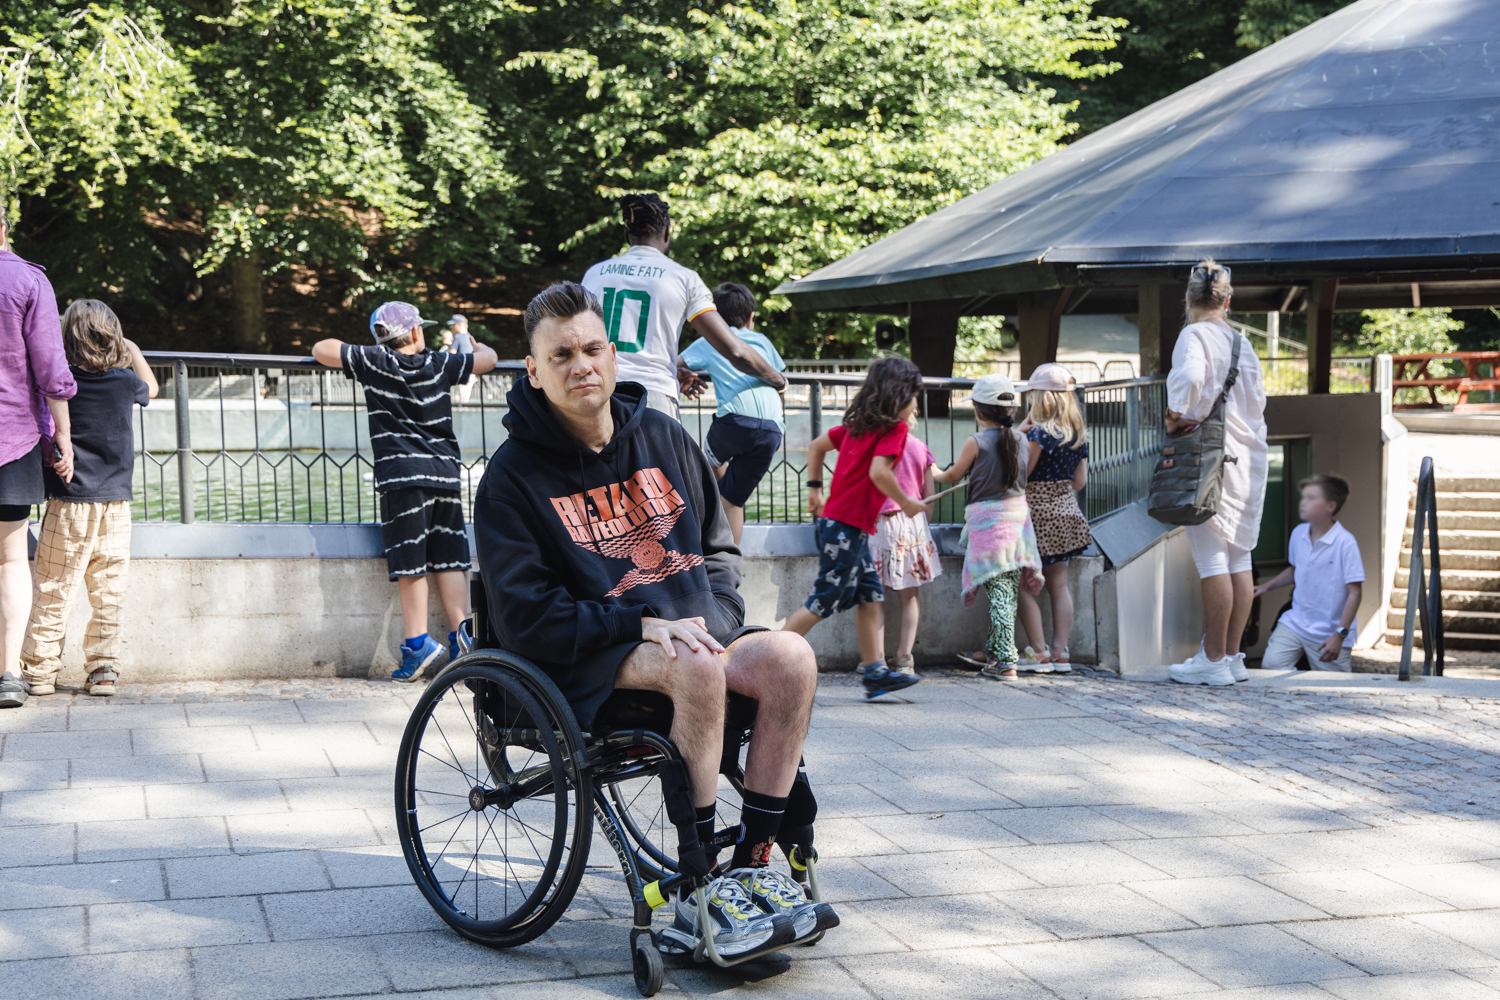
[601,288,652,353]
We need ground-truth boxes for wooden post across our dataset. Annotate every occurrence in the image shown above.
[1307,279,1339,394]
[1137,283,1185,375]
[1017,288,1072,377]
[908,299,960,416]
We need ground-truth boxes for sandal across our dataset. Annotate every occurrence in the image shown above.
[956,650,993,669]
[85,667,118,697]
[1017,646,1054,673]
[980,662,1019,681]
[1050,648,1072,673]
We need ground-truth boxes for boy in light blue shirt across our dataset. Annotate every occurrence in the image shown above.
[680,283,786,544]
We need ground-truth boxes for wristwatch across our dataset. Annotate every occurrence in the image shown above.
[1336,626,1350,639]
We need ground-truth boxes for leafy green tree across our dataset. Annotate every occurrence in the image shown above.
[1358,308,1463,356]
[506,0,1121,355]
[177,0,524,349]
[5,1,524,350]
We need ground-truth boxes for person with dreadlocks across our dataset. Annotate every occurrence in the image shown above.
[581,194,787,419]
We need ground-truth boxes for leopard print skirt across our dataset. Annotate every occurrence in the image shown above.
[1026,480,1092,564]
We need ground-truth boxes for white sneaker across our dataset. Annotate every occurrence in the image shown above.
[1168,651,1236,687]
[1229,652,1248,683]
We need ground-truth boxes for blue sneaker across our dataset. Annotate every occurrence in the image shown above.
[861,661,920,701]
[448,622,473,666]
[393,635,443,683]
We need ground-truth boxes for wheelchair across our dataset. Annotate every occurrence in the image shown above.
[393,579,827,997]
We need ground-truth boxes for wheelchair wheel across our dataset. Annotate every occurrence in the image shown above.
[395,654,592,948]
[606,749,745,881]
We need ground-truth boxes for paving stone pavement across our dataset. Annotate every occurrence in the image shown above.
[5,668,1500,999]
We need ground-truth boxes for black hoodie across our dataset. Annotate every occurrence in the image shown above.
[473,379,745,694]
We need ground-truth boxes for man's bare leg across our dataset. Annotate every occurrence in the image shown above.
[723,630,818,797]
[614,640,726,809]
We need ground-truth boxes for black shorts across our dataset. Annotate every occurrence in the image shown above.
[0,441,44,519]
[703,414,782,507]
[379,488,471,581]
[565,624,770,733]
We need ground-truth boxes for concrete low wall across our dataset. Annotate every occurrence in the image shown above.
[38,522,1118,684]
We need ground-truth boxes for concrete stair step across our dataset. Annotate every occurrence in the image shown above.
[1383,629,1500,652]
[1406,511,1500,531]
[1399,549,1500,571]
[1392,589,1500,613]
[1386,609,1500,634]
[1431,478,1500,494]
[1395,568,1500,591]
[1430,492,1500,512]
[1403,528,1500,551]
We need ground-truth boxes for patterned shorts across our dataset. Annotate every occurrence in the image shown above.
[805,518,884,618]
[379,488,471,580]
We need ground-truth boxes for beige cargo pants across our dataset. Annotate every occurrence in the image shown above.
[21,499,132,685]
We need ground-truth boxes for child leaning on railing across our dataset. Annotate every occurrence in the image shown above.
[21,300,158,697]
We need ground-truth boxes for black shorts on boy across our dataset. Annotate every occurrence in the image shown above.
[703,413,782,507]
[379,488,471,580]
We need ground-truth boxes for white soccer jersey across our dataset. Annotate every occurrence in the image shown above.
[581,246,716,398]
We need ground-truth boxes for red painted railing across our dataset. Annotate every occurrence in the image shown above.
[1391,351,1500,411]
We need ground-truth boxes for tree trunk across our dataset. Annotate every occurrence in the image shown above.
[229,253,266,353]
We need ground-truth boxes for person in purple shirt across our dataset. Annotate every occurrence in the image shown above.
[0,206,79,708]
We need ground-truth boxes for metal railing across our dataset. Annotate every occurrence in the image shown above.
[1260,356,1374,396]
[1399,456,1445,680]
[121,352,1167,528]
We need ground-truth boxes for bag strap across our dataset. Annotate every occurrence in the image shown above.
[1216,323,1242,404]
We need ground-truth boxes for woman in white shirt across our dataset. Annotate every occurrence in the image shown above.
[1164,261,1269,686]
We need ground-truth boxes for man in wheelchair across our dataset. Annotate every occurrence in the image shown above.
[472,282,836,958]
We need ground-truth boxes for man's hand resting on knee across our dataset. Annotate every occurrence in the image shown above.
[642,617,727,658]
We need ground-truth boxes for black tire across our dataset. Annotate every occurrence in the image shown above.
[631,930,664,997]
[395,653,592,948]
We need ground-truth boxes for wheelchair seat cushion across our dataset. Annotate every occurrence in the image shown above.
[584,625,769,734]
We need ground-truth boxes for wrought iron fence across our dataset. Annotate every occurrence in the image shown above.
[117,352,1168,528]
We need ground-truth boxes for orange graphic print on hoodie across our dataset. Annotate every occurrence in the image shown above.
[549,467,706,597]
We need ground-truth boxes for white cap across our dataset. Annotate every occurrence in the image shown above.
[969,373,1019,406]
[1027,362,1076,392]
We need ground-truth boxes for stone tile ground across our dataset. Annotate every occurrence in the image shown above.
[5,669,1500,998]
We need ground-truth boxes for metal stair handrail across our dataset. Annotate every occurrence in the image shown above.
[1399,456,1445,680]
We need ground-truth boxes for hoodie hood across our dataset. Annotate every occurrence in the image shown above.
[502,377,649,463]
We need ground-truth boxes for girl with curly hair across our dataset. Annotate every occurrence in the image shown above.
[782,356,929,701]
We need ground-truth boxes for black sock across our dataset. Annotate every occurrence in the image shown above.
[729,790,788,870]
[695,805,718,871]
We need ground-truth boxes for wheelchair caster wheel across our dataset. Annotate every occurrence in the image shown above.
[631,928,664,997]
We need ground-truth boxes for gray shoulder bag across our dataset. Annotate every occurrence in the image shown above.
[1147,326,1242,526]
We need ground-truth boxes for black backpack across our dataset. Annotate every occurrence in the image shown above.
[1147,326,1242,526]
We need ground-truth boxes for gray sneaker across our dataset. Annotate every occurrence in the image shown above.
[0,671,28,708]
[729,866,839,941]
[665,875,791,957]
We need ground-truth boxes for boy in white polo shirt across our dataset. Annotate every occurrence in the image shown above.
[1253,474,1364,671]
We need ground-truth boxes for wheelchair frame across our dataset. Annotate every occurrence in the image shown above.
[393,613,824,998]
